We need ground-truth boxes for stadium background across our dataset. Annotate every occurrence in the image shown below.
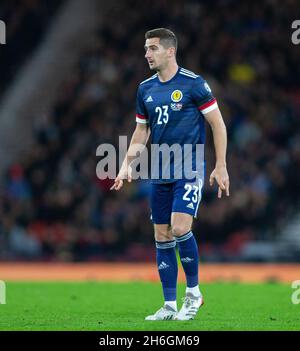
[0,0,299,263]
[0,0,299,331]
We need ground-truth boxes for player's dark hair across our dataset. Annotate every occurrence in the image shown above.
[145,28,177,52]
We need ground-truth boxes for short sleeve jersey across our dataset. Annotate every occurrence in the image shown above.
[136,67,218,183]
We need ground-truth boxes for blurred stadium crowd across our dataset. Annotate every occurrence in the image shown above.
[0,0,299,261]
[0,0,62,97]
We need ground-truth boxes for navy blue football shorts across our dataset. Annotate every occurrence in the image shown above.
[150,176,204,224]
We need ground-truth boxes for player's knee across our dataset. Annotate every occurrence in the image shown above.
[172,224,191,237]
[154,229,173,242]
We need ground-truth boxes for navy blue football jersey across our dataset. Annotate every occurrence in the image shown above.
[136,67,218,183]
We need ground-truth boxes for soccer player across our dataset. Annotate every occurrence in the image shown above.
[111,28,230,320]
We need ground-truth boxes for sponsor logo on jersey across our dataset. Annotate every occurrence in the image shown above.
[187,203,195,210]
[170,103,183,111]
[171,90,183,102]
[146,95,153,102]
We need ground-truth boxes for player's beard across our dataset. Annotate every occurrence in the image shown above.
[148,59,161,71]
[150,64,160,72]
[151,59,168,72]
[149,62,158,71]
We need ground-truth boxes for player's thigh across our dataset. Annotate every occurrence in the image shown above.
[172,177,203,217]
[154,224,173,242]
[171,212,193,237]
[171,177,203,236]
[150,183,173,227]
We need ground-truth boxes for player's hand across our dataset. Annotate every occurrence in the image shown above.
[110,166,132,191]
[209,165,230,198]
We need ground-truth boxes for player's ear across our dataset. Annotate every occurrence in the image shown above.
[168,47,176,57]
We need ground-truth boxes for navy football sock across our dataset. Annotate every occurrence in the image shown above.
[176,231,199,288]
[156,240,178,303]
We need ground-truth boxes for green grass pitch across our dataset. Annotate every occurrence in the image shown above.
[0,281,299,331]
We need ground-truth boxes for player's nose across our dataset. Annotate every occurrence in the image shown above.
[145,50,151,59]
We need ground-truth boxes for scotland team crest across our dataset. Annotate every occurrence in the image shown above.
[171,90,183,102]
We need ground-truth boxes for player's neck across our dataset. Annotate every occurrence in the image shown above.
[157,62,178,83]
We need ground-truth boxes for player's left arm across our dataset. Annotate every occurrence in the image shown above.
[204,107,230,198]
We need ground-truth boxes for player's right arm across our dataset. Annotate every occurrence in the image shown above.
[111,84,150,191]
[110,122,150,191]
